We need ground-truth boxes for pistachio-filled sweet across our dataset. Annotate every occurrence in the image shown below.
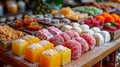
[40,49,61,67]
[24,43,44,63]
[54,45,71,65]
[23,35,40,45]
[12,39,29,56]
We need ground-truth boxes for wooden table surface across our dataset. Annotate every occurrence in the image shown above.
[0,37,120,67]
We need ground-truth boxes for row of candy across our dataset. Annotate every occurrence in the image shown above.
[12,35,71,67]
[35,24,111,59]
[84,12,120,31]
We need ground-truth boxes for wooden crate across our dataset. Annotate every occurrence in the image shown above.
[110,29,120,41]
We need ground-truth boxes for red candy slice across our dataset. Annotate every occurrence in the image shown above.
[98,20,104,26]
[36,29,53,40]
[103,25,109,30]
[49,35,64,46]
[92,20,100,27]
[81,33,96,50]
[48,26,62,35]
[65,30,75,39]
[73,37,89,53]
[65,30,80,39]
[84,20,91,25]
[109,26,117,31]
[72,30,80,37]
[60,33,71,41]
[117,24,120,29]
[64,40,82,59]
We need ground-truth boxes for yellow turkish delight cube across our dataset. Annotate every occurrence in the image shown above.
[23,35,40,45]
[40,49,61,67]
[54,45,71,65]
[12,39,29,56]
[39,40,54,50]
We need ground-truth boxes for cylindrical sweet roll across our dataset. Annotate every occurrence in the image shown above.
[93,33,104,46]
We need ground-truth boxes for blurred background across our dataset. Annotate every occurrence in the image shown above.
[0,0,117,16]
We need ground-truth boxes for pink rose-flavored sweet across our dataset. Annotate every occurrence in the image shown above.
[36,29,53,40]
[73,37,89,53]
[47,26,62,35]
[72,30,80,37]
[64,40,82,60]
[49,35,64,46]
[81,33,96,50]
[60,32,71,41]
[65,30,80,39]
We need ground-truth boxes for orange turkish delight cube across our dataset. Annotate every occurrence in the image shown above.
[23,35,40,45]
[24,43,44,63]
[54,45,71,65]
[40,49,61,67]
[38,40,54,50]
[12,39,29,56]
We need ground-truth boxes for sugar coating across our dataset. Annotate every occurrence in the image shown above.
[29,43,42,50]
[39,40,49,46]
[55,45,68,51]
[14,39,27,45]
[80,24,89,31]
[83,29,94,35]
[62,25,73,32]
[73,26,82,34]
[91,27,101,33]
[99,31,111,42]
[71,23,80,27]
[93,33,104,46]
[43,49,58,56]
[24,35,35,38]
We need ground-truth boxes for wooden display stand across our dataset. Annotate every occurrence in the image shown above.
[0,37,120,67]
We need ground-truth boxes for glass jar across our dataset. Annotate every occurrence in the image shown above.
[17,0,26,12]
[6,1,18,13]
[0,5,3,16]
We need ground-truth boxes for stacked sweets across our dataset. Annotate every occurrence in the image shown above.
[12,35,71,67]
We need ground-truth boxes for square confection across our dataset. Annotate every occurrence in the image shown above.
[38,40,54,50]
[40,49,61,67]
[24,43,44,63]
[54,45,71,65]
[12,39,29,56]
[23,35,40,45]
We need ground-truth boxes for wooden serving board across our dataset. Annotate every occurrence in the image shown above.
[0,37,120,67]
